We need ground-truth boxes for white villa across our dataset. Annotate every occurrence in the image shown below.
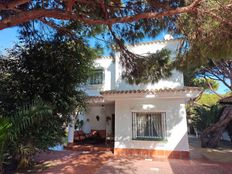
[67,37,201,159]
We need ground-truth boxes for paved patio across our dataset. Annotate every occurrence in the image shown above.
[31,151,112,174]
[31,151,232,174]
[25,137,232,174]
[189,136,232,163]
[96,157,232,174]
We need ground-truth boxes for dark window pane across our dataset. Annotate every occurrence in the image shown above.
[88,69,103,85]
[132,112,166,140]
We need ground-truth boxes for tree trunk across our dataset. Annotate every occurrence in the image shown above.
[226,121,232,143]
[201,106,232,148]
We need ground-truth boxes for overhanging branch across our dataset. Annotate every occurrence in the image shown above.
[0,0,202,30]
[0,0,30,10]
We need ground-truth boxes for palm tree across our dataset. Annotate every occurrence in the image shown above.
[0,118,11,173]
[0,99,53,172]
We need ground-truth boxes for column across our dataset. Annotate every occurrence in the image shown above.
[68,115,75,145]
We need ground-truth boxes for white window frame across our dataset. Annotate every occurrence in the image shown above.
[88,69,104,85]
[132,112,167,141]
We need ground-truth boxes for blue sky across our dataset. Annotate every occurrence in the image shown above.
[0,27,19,55]
[217,81,229,94]
[0,27,229,94]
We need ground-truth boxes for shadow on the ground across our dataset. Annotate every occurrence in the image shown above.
[97,157,232,174]
[18,150,113,174]
[19,150,232,174]
[189,136,232,163]
[18,137,232,174]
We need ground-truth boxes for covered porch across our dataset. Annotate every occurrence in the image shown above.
[67,96,115,151]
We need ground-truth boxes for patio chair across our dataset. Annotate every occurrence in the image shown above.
[74,130,98,142]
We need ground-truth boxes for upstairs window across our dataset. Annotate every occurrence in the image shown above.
[132,112,167,140]
[88,69,104,85]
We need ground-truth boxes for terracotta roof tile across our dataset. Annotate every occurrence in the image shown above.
[100,87,202,95]
[220,95,232,104]
[127,38,182,47]
[88,96,103,99]
[87,96,104,103]
[95,56,113,59]
[111,38,182,51]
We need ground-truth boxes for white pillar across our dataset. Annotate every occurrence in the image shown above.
[68,115,75,144]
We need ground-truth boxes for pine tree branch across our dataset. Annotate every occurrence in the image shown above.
[0,0,202,30]
[199,9,232,28]
[202,66,232,91]
[203,76,223,98]
[0,0,30,10]
[39,18,76,37]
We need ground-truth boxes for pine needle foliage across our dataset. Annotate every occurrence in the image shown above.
[122,49,173,84]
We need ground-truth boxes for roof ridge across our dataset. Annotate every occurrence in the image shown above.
[96,38,183,59]
[100,87,202,95]
[126,38,182,47]
[95,55,113,59]
[220,95,232,104]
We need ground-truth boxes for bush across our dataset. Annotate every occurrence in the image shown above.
[188,104,223,132]
[0,100,66,172]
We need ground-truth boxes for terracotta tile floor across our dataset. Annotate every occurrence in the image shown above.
[33,150,232,174]
[34,151,113,174]
[96,157,232,174]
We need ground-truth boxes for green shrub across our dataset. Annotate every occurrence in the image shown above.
[188,104,223,132]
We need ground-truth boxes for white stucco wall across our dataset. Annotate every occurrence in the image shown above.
[114,97,189,152]
[82,39,184,96]
[82,104,115,133]
[72,39,193,147]
[83,57,115,96]
[85,105,106,130]
[115,39,184,90]
[104,104,115,136]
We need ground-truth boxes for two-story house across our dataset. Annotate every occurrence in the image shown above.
[68,37,201,159]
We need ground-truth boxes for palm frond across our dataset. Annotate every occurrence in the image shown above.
[9,99,53,141]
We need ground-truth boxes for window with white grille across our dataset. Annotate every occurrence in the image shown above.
[88,69,104,85]
[132,112,167,140]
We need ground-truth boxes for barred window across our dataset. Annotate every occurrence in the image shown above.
[132,112,167,140]
[88,69,104,85]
